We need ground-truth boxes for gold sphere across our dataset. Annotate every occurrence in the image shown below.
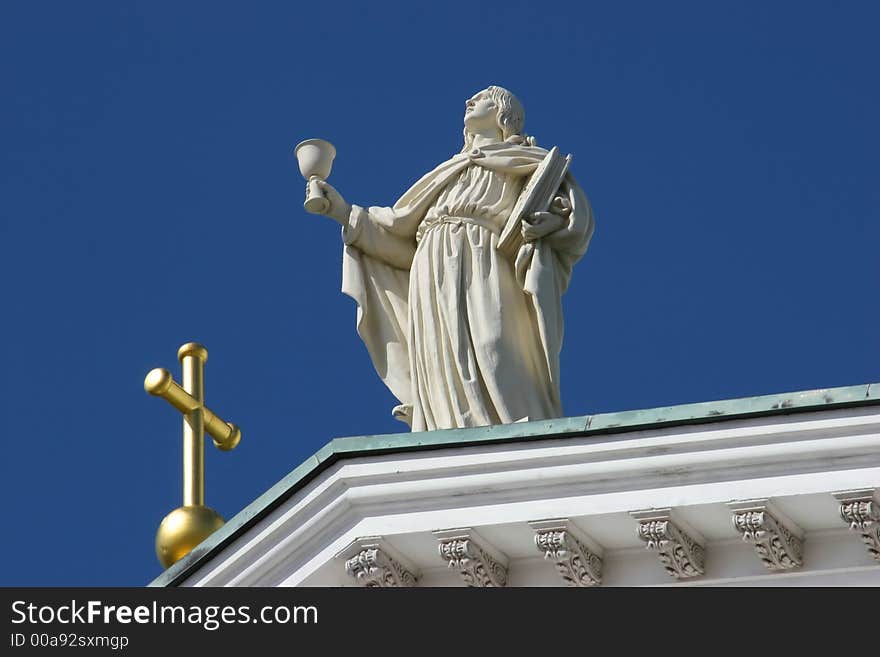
[156,505,224,568]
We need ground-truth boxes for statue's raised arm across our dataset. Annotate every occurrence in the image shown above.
[301,86,595,431]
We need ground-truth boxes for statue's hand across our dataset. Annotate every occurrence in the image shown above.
[548,195,572,218]
[522,211,565,243]
[310,180,352,225]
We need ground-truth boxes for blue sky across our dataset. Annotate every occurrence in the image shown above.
[1,2,877,586]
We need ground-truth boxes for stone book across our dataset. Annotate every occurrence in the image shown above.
[496,146,572,258]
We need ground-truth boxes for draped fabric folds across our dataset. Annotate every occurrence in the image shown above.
[340,141,594,432]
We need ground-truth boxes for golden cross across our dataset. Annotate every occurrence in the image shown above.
[144,342,241,568]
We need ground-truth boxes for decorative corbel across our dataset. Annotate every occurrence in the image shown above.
[529,519,603,587]
[631,508,705,579]
[433,528,508,587]
[728,499,804,571]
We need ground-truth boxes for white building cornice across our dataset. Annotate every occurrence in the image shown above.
[149,382,880,587]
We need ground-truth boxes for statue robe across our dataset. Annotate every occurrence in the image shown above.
[340,141,594,431]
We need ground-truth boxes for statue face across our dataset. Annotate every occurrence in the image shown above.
[464,92,499,132]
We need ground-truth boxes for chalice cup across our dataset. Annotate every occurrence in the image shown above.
[294,138,336,214]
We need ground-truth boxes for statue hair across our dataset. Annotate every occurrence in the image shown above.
[462,85,535,152]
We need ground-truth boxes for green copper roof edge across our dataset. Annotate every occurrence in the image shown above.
[149,381,878,587]
[148,455,324,588]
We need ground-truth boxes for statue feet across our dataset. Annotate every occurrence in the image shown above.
[392,404,413,427]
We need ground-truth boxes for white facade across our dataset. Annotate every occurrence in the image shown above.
[152,384,880,587]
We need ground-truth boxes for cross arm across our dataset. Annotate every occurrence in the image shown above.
[144,367,241,451]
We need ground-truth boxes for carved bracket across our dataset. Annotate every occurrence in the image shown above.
[337,537,419,587]
[433,528,509,587]
[529,519,603,587]
[833,489,880,562]
[631,509,705,579]
[728,499,804,571]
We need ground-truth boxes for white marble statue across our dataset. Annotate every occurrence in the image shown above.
[307,86,594,431]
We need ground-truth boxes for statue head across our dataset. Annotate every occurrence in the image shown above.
[462,85,528,151]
